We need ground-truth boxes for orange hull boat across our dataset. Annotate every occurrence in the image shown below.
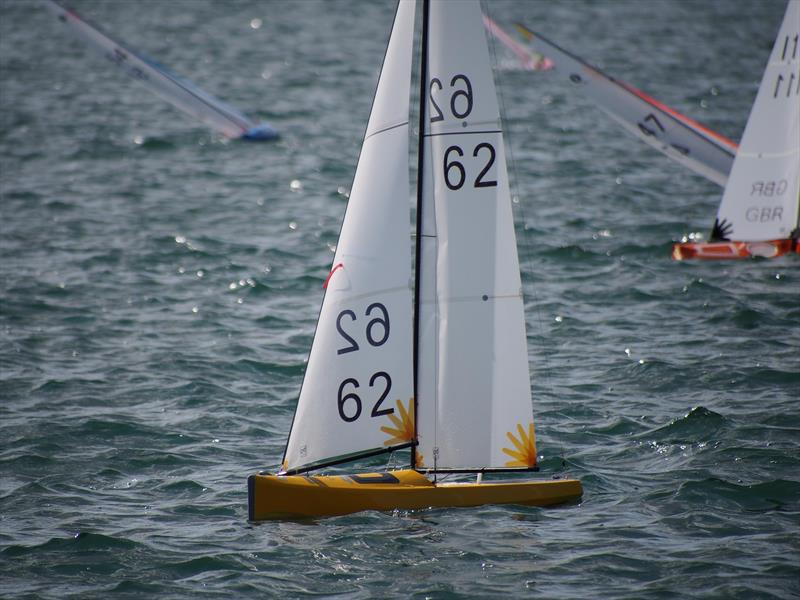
[672,238,798,260]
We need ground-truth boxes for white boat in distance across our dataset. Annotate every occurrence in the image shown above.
[673,0,799,260]
[44,0,278,141]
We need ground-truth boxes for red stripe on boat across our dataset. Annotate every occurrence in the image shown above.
[323,263,344,288]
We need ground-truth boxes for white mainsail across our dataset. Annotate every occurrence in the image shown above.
[282,1,416,473]
[713,0,799,242]
[517,25,737,187]
[43,0,277,140]
[416,0,536,471]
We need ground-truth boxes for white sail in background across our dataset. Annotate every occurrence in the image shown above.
[517,25,737,187]
[282,1,416,474]
[482,15,552,71]
[43,0,277,140]
[416,0,536,471]
[714,0,799,242]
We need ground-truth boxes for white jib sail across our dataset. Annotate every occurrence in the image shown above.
[282,0,416,474]
[416,0,536,471]
[519,26,737,187]
[44,0,274,139]
[714,0,800,242]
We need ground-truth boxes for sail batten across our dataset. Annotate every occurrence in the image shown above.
[425,128,503,137]
[365,120,409,140]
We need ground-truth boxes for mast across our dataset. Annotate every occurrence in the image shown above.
[411,0,430,469]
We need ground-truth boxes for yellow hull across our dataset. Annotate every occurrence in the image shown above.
[248,469,582,520]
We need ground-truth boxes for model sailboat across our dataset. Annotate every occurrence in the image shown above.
[514,24,737,187]
[44,0,278,141]
[673,0,799,260]
[248,0,582,520]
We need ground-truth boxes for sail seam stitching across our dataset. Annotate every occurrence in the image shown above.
[330,285,410,302]
[424,129,502,138]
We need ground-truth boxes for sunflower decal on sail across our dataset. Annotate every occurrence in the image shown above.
[502,422,537,468]
[381,397,423,466]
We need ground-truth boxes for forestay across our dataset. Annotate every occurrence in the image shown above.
[517,26,737,188]
[282,1,416,474]
[714,0,799,242]
[44,0,273,139]
[416,0,536,471]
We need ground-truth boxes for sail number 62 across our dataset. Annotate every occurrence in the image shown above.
[336,302,390,355]
[335,303,394,423]
[430,74,473,122]
[337,372,393,422]
[444,143,497,190]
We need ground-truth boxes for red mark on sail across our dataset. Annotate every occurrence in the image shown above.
[323,263,343,289]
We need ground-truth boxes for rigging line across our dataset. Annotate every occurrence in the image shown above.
[482,0,564,467]
[385,448,398,471]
